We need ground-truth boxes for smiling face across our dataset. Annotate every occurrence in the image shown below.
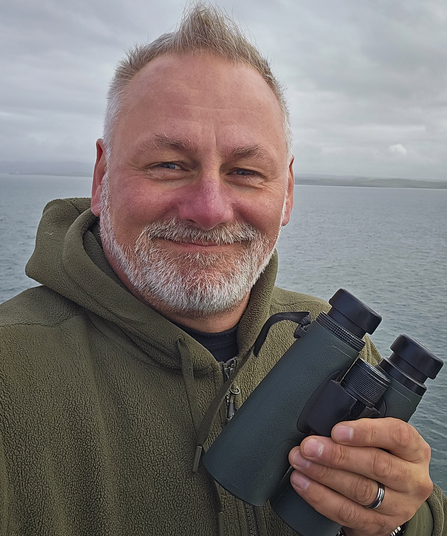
[91,53,294,331]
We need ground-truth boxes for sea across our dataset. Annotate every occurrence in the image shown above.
[0,173,446,494]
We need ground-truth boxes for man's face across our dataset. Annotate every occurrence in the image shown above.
[92,53,294,328]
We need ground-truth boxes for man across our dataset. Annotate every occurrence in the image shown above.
[0,4,445,536]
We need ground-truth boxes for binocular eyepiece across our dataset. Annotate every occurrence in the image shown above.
[381,334,442,394]
[202,289,443,536]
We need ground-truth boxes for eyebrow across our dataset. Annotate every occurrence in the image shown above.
[152,134,193,153]
[129,135,191,159]
[230,144,271,161]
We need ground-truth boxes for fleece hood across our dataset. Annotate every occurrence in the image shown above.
[25,197,280,371]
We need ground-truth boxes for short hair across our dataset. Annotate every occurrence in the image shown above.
[103,3,291,157]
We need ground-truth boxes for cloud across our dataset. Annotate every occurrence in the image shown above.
[388,144,408,156]
[0,0,446,179]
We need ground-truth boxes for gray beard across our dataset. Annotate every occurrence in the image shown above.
[99,179,281,317]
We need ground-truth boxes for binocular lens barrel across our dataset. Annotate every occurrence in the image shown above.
[342,359,389,407]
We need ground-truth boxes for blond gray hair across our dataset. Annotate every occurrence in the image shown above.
[103,3,291,157]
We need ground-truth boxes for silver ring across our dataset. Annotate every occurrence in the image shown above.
[364,482,385,509]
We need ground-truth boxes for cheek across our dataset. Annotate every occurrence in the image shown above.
[108,184,168,235]
[243,195,287,238]
[107,197,148,248]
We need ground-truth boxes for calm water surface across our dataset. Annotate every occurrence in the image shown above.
[1,174,446,492]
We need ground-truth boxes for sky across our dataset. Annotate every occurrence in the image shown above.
[1,0,446,180]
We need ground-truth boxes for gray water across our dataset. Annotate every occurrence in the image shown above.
[0,174,446,493]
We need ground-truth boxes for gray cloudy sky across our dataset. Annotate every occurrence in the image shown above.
[1,0,446,179]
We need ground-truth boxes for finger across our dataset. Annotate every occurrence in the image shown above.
[290,449,401,512]
[332,418,431,463]
[289,470,401,535]
[296,436,418,494]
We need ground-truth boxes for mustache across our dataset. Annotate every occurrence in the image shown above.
[139,217,261,245]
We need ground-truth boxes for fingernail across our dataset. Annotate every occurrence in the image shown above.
[292,451,311,469]
[333,425,354,442]
[303,438,323,458]
[291,472,310,490]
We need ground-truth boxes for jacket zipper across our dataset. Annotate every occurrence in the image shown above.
[243,503,260,536]
[221,358,260,536]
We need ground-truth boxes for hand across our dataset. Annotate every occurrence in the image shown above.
[288,417,433,536]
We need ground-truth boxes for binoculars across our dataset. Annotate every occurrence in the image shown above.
[202,289,443,536]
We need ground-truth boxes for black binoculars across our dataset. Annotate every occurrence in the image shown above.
[203,289,443,536]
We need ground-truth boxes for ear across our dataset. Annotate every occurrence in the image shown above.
[91,139,107,216]
[281,156,295,226]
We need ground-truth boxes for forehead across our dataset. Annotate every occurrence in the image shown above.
[123,52,281,112]
[113,53,287,157]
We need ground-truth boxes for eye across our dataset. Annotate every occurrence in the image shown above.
[159,162,181,170]
[227,167,265,188]
[233,168,254,176]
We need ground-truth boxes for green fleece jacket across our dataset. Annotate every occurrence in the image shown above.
[0,198,445,536]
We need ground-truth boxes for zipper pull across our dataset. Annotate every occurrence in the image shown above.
[226,385,241,422]
[222,357,237,382]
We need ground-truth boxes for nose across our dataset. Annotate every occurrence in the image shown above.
[177,174,235,230]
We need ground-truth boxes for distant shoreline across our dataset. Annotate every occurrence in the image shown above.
[294,177,447,189]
